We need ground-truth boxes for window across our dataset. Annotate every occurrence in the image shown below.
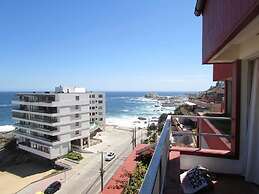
[75,114,79,118]
[76,96,79,101]
[100,118,103,121]
[75,130,80,135]
[75,122,79,127]
[92,94,95,98]
[98,100,103,104]
[75,105,79,110]
[98,94,103,98]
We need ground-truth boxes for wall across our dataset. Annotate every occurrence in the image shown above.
[213,63,233,81]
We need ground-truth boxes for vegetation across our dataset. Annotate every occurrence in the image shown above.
[123,151,153,194]
[3,138,17,151]
[158,113,168,132]
[64,151,83,161]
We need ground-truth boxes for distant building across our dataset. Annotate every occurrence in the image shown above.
[12,86,105,159]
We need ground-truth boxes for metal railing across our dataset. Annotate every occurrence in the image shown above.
[170,114,232,149]
[139,114,232,194]
[139,115,171,194]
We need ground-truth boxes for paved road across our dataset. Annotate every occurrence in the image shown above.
[17,127,145,194]
[56,128,145,194]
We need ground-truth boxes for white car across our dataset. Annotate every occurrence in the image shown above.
[105,152,116,161]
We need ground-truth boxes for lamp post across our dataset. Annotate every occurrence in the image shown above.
[100,151,104,192]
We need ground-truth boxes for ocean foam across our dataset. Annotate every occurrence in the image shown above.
[106,116,149,129]
[0,104,12,107]
[0,125,15,133]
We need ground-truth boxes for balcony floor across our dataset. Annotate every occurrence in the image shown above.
[164,151,259,194]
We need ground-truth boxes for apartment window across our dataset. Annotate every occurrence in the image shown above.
[100,118,103,121]
[76,96,80,101]
[92,113,95,116]
[75,122,79,127]
[75,105,79,110]
[99,112,103,115]
[75,130,80,135]
[98,94,103,98]
[98,106,102,110]
[98,100,103,104]
[92,107,95,110]
[75,114,79,118]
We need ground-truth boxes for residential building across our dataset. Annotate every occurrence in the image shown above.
[12,86,105,159]
[138,1,259,194]
[89,91,106,130]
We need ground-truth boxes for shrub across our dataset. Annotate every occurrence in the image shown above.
[64,151,83,161]
[123,162,148,194]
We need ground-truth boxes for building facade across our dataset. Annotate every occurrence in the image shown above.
[12,86,105,159]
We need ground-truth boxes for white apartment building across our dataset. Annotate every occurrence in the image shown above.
[12,86,105,159]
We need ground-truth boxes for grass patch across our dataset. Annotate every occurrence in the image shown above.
[64,151,83,161]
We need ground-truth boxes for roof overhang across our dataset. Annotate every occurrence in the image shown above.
[194,0,206,16]
[208,14,259,63]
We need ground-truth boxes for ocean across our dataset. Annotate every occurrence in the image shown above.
[0,91,189,128]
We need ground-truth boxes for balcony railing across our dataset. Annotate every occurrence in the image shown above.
[15,130,58,143]
[12,112,58,123]
[15,122,58,133]
[13,106,57,114]
[16,95,55,103]
[139,115,171,194]
[140,114,232,194]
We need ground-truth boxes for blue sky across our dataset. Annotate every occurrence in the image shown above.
[0,0,213,91]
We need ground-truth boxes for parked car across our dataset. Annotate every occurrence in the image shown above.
[105,152,116,161]
[44,181,61,194]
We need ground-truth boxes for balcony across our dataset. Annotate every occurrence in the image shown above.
[139,115,259,194]
[15,129,59,144]
[18,142,52,159]
[15,122,58,133]
[13,105,57,114]
[12,112,57,123]
[16,94,55,103]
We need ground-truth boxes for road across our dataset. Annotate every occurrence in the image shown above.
[56,127,145,194]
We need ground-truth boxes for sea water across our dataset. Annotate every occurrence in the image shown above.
[0,91,189,129]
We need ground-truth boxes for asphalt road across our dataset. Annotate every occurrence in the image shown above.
[56,128,145,194]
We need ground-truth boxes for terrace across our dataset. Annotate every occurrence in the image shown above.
[139,115,259,194]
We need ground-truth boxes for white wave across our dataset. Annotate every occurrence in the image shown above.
[106,116,149,129]
[110,96,130,100]
[0,104,12,107]
[121,109,129,112]
[0,125,15,133]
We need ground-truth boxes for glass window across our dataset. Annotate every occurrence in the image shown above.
[76,96,79,101]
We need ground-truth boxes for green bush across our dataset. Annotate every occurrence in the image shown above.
[64,151,83,161]
[123,162,148,194]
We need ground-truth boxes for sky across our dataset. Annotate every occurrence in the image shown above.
[0,0,213,92]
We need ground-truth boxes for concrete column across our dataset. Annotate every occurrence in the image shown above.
[80,138,83,149]
[87,136,91,148]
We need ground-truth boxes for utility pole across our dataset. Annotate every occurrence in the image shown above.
[132,127,137,149]
[134,127,137,147]
[100,151,104,192]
